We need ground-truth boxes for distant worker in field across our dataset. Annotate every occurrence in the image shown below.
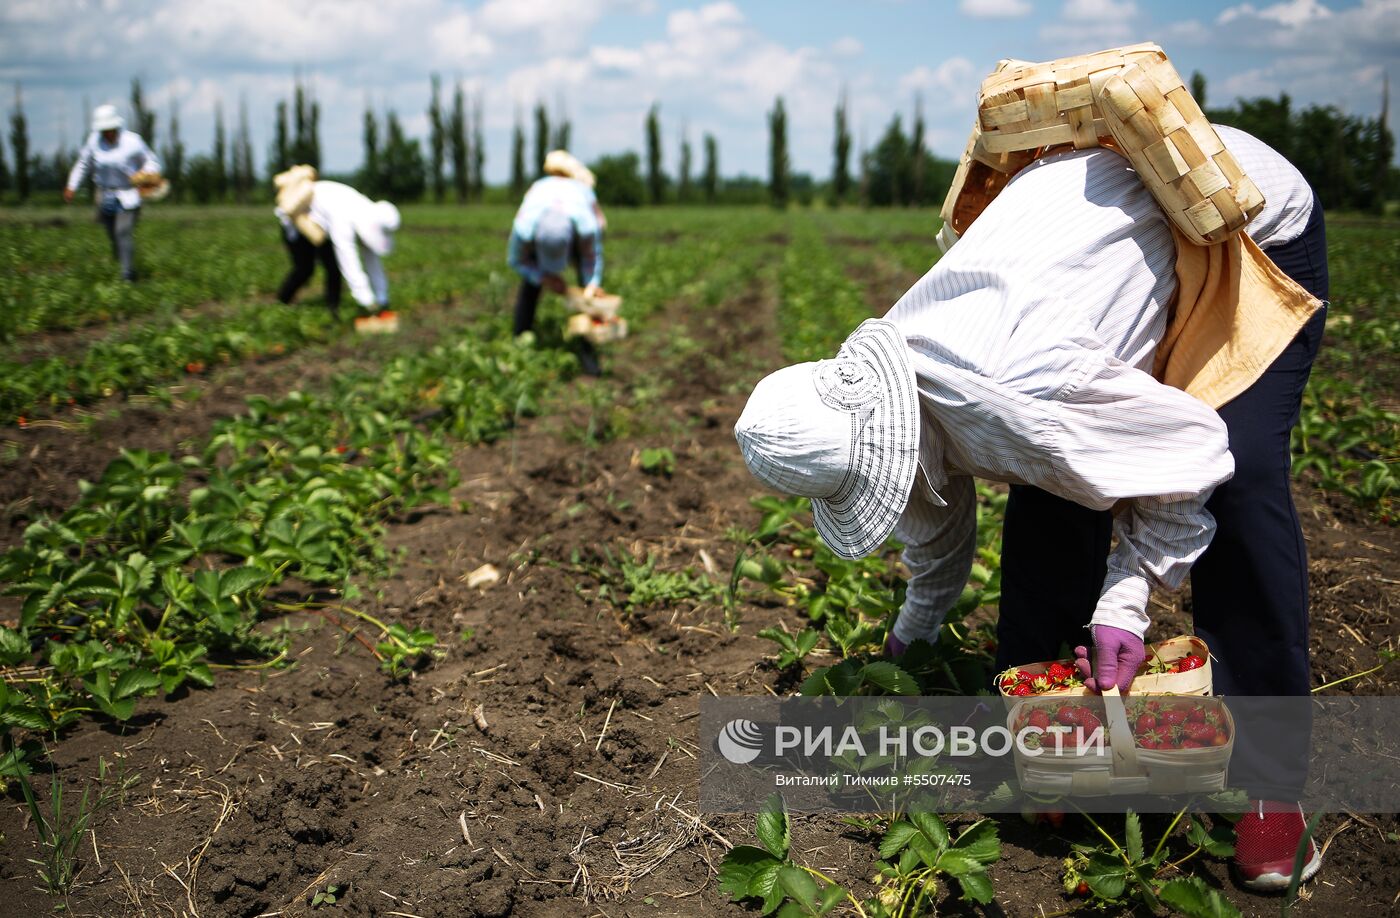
[272,166,343,318]
[736,113,1325,891]
[273,166,400,322]
[64,104,163,282]
[507,150,607,376]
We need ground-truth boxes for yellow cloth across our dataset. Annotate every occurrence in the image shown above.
[1154,226,1323,409]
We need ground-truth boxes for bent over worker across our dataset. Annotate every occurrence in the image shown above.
[993,126,1329,893]
[735,125,1323,891]
[274,166,399,316]
[507,151,605,376]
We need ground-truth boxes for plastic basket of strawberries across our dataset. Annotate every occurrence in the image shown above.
[1007,690,1233,797]
[996,634,1211,711]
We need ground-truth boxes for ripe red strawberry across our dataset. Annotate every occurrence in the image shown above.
[1047,662,1075,682]
[997,668,1022,690]
[1030,675,1055,694]
[1183,722,1218,743]
[1139,727,1170,749]
[1077,711,1104,735]
[1181,739,1205,749]
[1009,682,1033,697]
[1075,881,1089,896]
[1028,709,1052,730]
[1187,706,1207,724]
[1056,705,1082,726]
[1135,713,1157,733]
[1176,654,1206,672]
[1160,707,1188,728]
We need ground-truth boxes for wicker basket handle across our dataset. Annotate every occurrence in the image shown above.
[1101,686,1142,778]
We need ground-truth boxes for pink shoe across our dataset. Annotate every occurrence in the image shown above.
[1234,801,1322,893]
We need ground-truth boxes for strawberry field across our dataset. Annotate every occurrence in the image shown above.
[0,205,1396,917]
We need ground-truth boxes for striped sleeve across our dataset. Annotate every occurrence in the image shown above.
[1052,356,1234,636]
[891,475,977,645]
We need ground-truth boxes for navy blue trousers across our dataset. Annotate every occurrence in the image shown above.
[996,199,1328,799]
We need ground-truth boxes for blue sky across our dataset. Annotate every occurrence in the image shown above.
[3,0,1396,181]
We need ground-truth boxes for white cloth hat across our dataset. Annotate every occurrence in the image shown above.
[735,318,921,559]
[92,104,124,132]
[355,201,401,257]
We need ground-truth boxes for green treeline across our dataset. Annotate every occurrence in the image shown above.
[4,72,1394,212]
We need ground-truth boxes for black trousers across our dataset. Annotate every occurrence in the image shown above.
[277,230,342,314]
[996,199,1328,800]
[513,255,601,377]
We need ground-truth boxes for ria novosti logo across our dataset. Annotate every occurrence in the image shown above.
[718,719,765,764]
[716,717,1094,764]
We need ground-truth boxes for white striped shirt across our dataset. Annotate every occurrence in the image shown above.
[888,128,1312,644]
[66,130,161,211]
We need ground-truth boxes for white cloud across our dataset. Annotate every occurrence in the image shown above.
[959,0,1033,17]
[1219,0,1333,27]
[1206,0,1400,56]
[478,0,654,54]
[831,36,864,57]
[899,58,980,113]
[1061,0,1138,20]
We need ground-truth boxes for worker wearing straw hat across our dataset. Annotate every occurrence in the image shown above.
[508,150,607,376]
[736,126,1326,891]
[273,166,400,316]
[64,104,162,282]
[272,165,342,317]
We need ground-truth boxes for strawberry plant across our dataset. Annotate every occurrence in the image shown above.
[1060,809,1239,917]
[720,795,1001,916]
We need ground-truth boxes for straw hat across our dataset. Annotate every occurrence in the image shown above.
[735,319,920,560]
[272,165,325,246]
[92,104,124,132]
[543,150,596,188]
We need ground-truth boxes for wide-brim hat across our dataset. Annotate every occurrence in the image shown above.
[354,200,401,256]
[543,149,596,188]
[92,104,124,132]
[735,318,920,559]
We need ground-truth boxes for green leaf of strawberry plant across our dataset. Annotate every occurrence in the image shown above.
[718,845,784,904]
[858,662,919,696]
[1125,810,1145,862]
[1081,851,1128,900]
[756,795,791,859]
[1157,876,1242,918]
[1187,816,1235,858]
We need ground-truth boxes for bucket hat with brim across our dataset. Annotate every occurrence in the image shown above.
[92,104,124,132]
[735,318,921,559]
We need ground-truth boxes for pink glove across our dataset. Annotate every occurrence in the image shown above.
[1073,625,1145,693]
[885,632,908,658]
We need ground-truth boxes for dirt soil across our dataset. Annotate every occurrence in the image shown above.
[1,256,1397,918]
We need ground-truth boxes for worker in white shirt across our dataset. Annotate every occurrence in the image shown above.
[273,166,399,315]
[508,151,606,376]
[736,126,1327,892]
[64,104,161,282]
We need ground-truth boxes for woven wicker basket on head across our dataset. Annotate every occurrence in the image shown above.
[939,43,1264,247]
